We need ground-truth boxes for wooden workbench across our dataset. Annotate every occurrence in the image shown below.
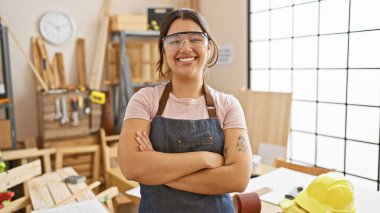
[28,167,96,211]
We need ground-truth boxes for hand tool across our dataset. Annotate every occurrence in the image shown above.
[78,95,84,119]
[64,175,86,184]
[60,96,69,126]
[90,90,106,105]
[71,97,79,126]
[84,95,91,115]
[54,96,62,120]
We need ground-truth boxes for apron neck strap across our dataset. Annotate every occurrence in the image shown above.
[156,81,217,118]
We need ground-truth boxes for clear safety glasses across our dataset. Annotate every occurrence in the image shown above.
[162,31,209,52]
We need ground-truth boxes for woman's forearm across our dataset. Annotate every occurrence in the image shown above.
[165,162,251,195]
[166,129,253,195]
[120,150,224,185]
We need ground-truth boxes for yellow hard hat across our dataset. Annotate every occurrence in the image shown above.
[295,172,356,213]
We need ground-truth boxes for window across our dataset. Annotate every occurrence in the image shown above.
[249,0,380,191]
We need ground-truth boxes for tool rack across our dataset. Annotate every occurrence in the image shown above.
[111,30,162,132]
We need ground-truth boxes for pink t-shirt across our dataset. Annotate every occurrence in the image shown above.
[124,83,247,130]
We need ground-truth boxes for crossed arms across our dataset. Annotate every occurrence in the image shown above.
[117,118,252,195]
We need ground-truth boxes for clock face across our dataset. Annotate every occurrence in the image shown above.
[39,11,75,45]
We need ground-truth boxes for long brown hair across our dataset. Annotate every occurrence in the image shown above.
[156,8,219,79]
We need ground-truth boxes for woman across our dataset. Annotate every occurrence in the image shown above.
[118,8,252,213]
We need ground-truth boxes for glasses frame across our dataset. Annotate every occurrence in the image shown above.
[162,31,209,51]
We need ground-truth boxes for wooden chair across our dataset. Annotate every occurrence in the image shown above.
[100,128,139,211]
[0,159,42,212]
[274,157,333,176]
[237,89,292,155]
[100,128,138,190]
[2,147,55,173]
[55,145,100,183]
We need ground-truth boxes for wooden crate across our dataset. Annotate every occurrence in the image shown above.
[37,91,102,141]
[110,14,147,32]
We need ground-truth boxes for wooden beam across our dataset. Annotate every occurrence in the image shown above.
[89,0,112,90]
[76,38,87,87]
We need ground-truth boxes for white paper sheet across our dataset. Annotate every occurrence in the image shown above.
[126,186,141,198]
[243,168,314,205]
[31,199,108,213]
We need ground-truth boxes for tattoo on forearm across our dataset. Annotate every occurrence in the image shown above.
[236,135,248,153]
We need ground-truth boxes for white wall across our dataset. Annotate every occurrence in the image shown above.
[201,0,248,95]
[0,0,247,140]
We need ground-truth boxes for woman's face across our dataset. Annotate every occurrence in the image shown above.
[163,19,209,80]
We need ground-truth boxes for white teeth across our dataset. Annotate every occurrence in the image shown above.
[178,57,195,62]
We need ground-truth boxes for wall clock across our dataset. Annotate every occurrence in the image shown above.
[39,11,75,45]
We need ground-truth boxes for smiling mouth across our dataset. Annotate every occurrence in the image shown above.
[177,57,196,62]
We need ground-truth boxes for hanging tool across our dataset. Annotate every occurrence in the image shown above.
[90,90,106,104]
[84,95,91,115]
[54,96,62,120]
[71,97,79,126]
[78,95,84,119]
[60,96,69,126]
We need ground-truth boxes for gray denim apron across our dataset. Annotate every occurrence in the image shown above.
[138,82,234,213]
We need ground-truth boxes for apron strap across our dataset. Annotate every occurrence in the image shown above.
[156,81,217,118]
[156,82,172,116]
[203,83,217,118]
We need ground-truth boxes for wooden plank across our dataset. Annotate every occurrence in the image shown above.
[56,52,66,89]
[47,181,75,204]
[28,175,56,210]
[36,38,55,89]
[54,181,100,207]
[44,127,89,140]
[1,160,42,190]
[42,135,98,148]
[107,42,119,85]
[1,148,56,161]
[77,38,87,87]
[89,0,112,90]
[96,186,118,213]
[57,167,96,201]
[43,172,75,205]
[31,37,43,91]
[61,155,93,166]
[0,196,31,213]
[8,31,48,90]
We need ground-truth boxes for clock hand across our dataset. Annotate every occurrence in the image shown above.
[47,20,59,29]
